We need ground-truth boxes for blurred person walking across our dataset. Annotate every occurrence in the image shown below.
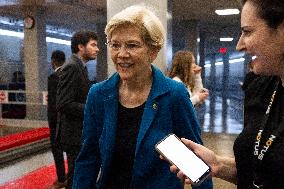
[47,50,66,189]
[56,30,100,189]
[168,51,209,106]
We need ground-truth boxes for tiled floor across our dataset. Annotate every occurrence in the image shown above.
[0,93,243,189]
[0,151,55,184]
[0,133,237,189]
[202,133,237,189]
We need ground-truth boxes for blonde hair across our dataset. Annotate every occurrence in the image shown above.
[105,5,165,50]
[168,51,195,88]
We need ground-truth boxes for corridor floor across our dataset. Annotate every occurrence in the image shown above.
[0,96,242,189]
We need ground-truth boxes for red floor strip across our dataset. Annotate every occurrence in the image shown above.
[0,161,67,189]
[0,127,50,151]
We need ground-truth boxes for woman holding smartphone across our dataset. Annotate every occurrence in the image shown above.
[167,0,284,188]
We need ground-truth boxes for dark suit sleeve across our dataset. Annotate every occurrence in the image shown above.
[47,74,58,128]
[56,64,84,119]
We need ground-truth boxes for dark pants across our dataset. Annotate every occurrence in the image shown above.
[62,144,81,189]
[49,126,66,183]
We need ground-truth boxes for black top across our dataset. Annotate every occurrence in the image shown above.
[234,74,284,189]
[104,102,145,189]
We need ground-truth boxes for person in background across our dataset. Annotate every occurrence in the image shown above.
[72,5,212,189]
[167,0,284,188]
[47,50,66,189]
[56,31,99,189]
[168,50,209,106]
[12,71,25,83]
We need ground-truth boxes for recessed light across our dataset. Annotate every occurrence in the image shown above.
[215,9,240,15]
[220,38,234,42]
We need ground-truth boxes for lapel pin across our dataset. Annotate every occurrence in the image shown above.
[152,103,158,110]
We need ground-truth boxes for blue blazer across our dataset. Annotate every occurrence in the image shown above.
[73,66,212,189]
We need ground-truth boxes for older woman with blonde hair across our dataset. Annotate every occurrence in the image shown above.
[169,51,209,106]
[72,5,212,189]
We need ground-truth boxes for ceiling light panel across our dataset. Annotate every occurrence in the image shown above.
[215,9,240,15]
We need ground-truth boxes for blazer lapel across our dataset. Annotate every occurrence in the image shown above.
[135,100,159,155]
[135,66,169,155]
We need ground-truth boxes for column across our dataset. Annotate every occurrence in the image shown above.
[172,19,184,54]
[199,31,206,82]
[209,53,216,132]
[166,0,173,71]
[23,5,47,120]
[221,52,230,132]
[185,20,198,57]
[107,0,168,75]
[96,22,108,82]
[172,20,199,58]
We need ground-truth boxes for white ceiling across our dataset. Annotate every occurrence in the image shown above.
[173,0,241,23]
[0,0,241,27]
[0,0,242,52]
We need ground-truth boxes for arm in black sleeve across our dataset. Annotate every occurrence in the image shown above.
[56,64,84,119]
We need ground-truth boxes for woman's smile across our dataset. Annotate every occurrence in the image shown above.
[118,63,134,68]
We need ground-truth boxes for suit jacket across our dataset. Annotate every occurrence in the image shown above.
[73,66,213,189]
[56,54,91,146]
[48,69,60,131]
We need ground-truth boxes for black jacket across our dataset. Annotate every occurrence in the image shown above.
[48,69,60,131]
[56,54,91,146]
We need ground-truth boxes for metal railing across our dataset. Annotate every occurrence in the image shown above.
[0,90,47,119]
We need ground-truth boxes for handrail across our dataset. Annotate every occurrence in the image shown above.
[0,90,47,105]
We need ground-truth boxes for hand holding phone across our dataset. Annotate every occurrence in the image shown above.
[156,134,211,185]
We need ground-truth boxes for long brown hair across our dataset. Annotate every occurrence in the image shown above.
[168,51,195,88]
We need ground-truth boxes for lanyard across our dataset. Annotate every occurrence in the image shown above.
[252,79,284,188]
[253,90,277,161]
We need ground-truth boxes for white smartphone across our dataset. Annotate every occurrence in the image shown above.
[155,134,211,185]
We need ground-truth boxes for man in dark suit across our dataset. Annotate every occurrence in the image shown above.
[56,31,99,189]
[47,50,66,189]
